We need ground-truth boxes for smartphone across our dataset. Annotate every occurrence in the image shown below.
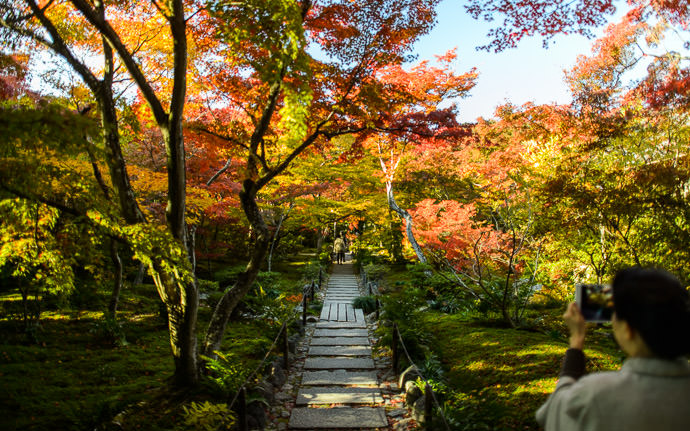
[575,283,614,322]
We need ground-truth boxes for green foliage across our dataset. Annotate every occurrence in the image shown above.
[424,311,621,430]
[0,103,98,156]
[318,251,332,266]
[213,265,246,286]
[352,295,377,314]
[68,280,104,310]
[201,351,250,397]
[428,294,463,314]
[197,278,220,292]
[353,244,376,266]
[209,0,310,82]
[0,199,76,299]
[89,316,128,347]
[182,401,236,431]
[275,232,307,258]
[363,263,389,282]
[414,353,449,396]
[379,287,431,361]
[302,260,324,283]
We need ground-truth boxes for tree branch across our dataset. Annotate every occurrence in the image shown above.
[68,0,168,125]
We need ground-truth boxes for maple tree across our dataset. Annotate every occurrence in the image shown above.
[1,0,461,386]
[358,51,477,264]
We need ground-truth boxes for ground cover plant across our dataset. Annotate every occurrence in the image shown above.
[0,252,318,430]
[426,313,620,430]
[369,263,622,431]
[2,1,689,430]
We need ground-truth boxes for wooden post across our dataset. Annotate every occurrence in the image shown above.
[302,293,307,326]
[282,323,289,370]
[392,323,399,375]
[318,267,323,290]
[368,282,372,295]
[310,280,315,301]
[424,382,433,427]
[238,386,248,431]
[375,298,380,320]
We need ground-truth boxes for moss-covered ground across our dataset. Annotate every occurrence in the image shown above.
[371,262,623,430]
[423,313,622,430]
[0,254,316,430]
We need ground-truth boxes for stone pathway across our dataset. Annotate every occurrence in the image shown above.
[288,263,389,430]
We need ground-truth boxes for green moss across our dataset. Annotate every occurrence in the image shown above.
[423,312,622,430]
[0,250,318,430]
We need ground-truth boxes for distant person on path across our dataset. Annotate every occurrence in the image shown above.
[333,235,346,264]
[537,267,690,430]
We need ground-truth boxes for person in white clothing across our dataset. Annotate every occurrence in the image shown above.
[537,267,690,431]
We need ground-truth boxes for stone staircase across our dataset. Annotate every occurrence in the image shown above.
[288,263,388,430]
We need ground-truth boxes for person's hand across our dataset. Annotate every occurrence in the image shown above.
[563,302,586,350]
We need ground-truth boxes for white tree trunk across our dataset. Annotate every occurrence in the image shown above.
[386,181,427,264]
[267,202,294,272]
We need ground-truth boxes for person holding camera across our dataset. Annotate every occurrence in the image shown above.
[536,267,690,430]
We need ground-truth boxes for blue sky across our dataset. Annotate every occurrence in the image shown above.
[412,0,609,122]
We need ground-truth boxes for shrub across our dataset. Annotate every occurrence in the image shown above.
[429,295,463,314]
[363,263,389,282]
[182,401,236,431]
[378,287,431,362]
[89,316,128,347]
[202,351,250,397]
[303,260,325,283]
[197,278,220,292]
[352,295,377,314]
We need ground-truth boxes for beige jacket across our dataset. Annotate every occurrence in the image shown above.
[333,237,345,253]
[536,357,690,430]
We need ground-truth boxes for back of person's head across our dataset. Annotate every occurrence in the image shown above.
[612,267,690,360]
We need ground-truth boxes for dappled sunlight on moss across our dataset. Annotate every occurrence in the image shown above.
[422,310,621,429]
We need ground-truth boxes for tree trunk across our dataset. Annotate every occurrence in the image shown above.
[267,202,294,272]
[316,227,328,254]
[151,254,199,386]
[387,210,405,263]
[108,239,123,317]
[203,179,270,359]
[386,181,427,264]
[133,262,146,286]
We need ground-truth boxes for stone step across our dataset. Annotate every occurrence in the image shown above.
[314,328,368,337]
[310,337,369,346]
[316,321,367,329]
[320,303,366,322]
[296,387,383,406]
[308,345,372,356]
[288,407,388,429]
[301,370,378,386]
[304,357,375,370]
[320,302,356,321]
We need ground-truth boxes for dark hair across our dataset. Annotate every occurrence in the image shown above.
[612,267,690,359]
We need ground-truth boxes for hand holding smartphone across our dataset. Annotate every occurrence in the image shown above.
[575,283,614,322]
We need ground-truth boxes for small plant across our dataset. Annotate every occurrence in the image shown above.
[202,351,250,397]
[429,295,462,314]
[89,316,128,347]
[197,278,220,292]
[378,288,431,361]
[352,295,377,314]
[363,263,389,282]
[182,401,236,431]
[303,260,325,283]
